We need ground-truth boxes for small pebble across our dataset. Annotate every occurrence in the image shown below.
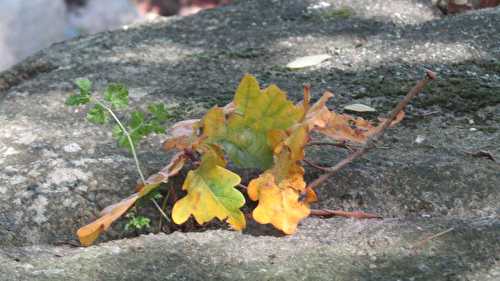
[415,135,425,144]
[63,143,82,153]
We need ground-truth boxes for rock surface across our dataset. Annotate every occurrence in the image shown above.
[1,218,499,281]
[0,0,499,280]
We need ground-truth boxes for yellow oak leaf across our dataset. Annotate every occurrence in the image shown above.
[163,102,238,152]
[270,126,308,184]
[201,106,226,139]
[297,84,311,120]
[172,145,246,230]
[248,172,309,234]
[247,124,311,234]
[284,125,309,162]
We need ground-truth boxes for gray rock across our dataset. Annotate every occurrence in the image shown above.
[0,0,499,279]
[0,218,499,281]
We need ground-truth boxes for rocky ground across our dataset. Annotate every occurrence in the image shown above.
[0,0,498,280]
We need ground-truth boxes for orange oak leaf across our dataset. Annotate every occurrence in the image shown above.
[77,152,186,246]
[304,187,318,203]
[77,193,139,246]
[135,152,187,196]
[317,111,405,143]
[301,91,405,144]
[163,119,201,151]
[302,91,334,130]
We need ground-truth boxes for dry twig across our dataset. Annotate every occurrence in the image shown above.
[306,141,355,151]
[310,209,382,219]
[303,159,334,172]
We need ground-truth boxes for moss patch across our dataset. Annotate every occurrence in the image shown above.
[320,7,353,20]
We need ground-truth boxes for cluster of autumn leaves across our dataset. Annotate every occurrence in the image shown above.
[77,74,404,246]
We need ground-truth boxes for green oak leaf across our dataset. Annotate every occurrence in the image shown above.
[202,74,303,169]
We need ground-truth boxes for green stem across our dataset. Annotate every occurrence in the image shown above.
[94,99,146,184]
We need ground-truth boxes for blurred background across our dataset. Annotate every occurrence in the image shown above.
[0,0,497,72]
[0,0,231,71]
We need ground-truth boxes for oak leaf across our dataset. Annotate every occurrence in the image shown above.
[248,172,309,234]
[163,119,201,151]
[302,91,405,144]
[135,152,187,196]
[317,111,405,143]
[163,103,237,152]
[172,145,246,230]
[203,74,303,169]
[76,152,185,246]
[247,125,310,234]
[77,193,139,246]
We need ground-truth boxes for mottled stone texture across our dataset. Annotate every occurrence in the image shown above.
[0,0,498,280]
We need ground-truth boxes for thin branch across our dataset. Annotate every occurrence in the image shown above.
[310,209,382,219]
[95,100,146,184]
[303,159,333,172]
[307,70,436,191]
[306,141,355,151]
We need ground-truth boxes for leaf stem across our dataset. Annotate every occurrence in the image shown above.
[94,99,146,184]
[307,70,436,191]
[151,197,170,223]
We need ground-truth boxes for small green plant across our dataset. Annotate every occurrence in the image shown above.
[124,213,151,231]
[66,78,172,239]
[67,79,171,154]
